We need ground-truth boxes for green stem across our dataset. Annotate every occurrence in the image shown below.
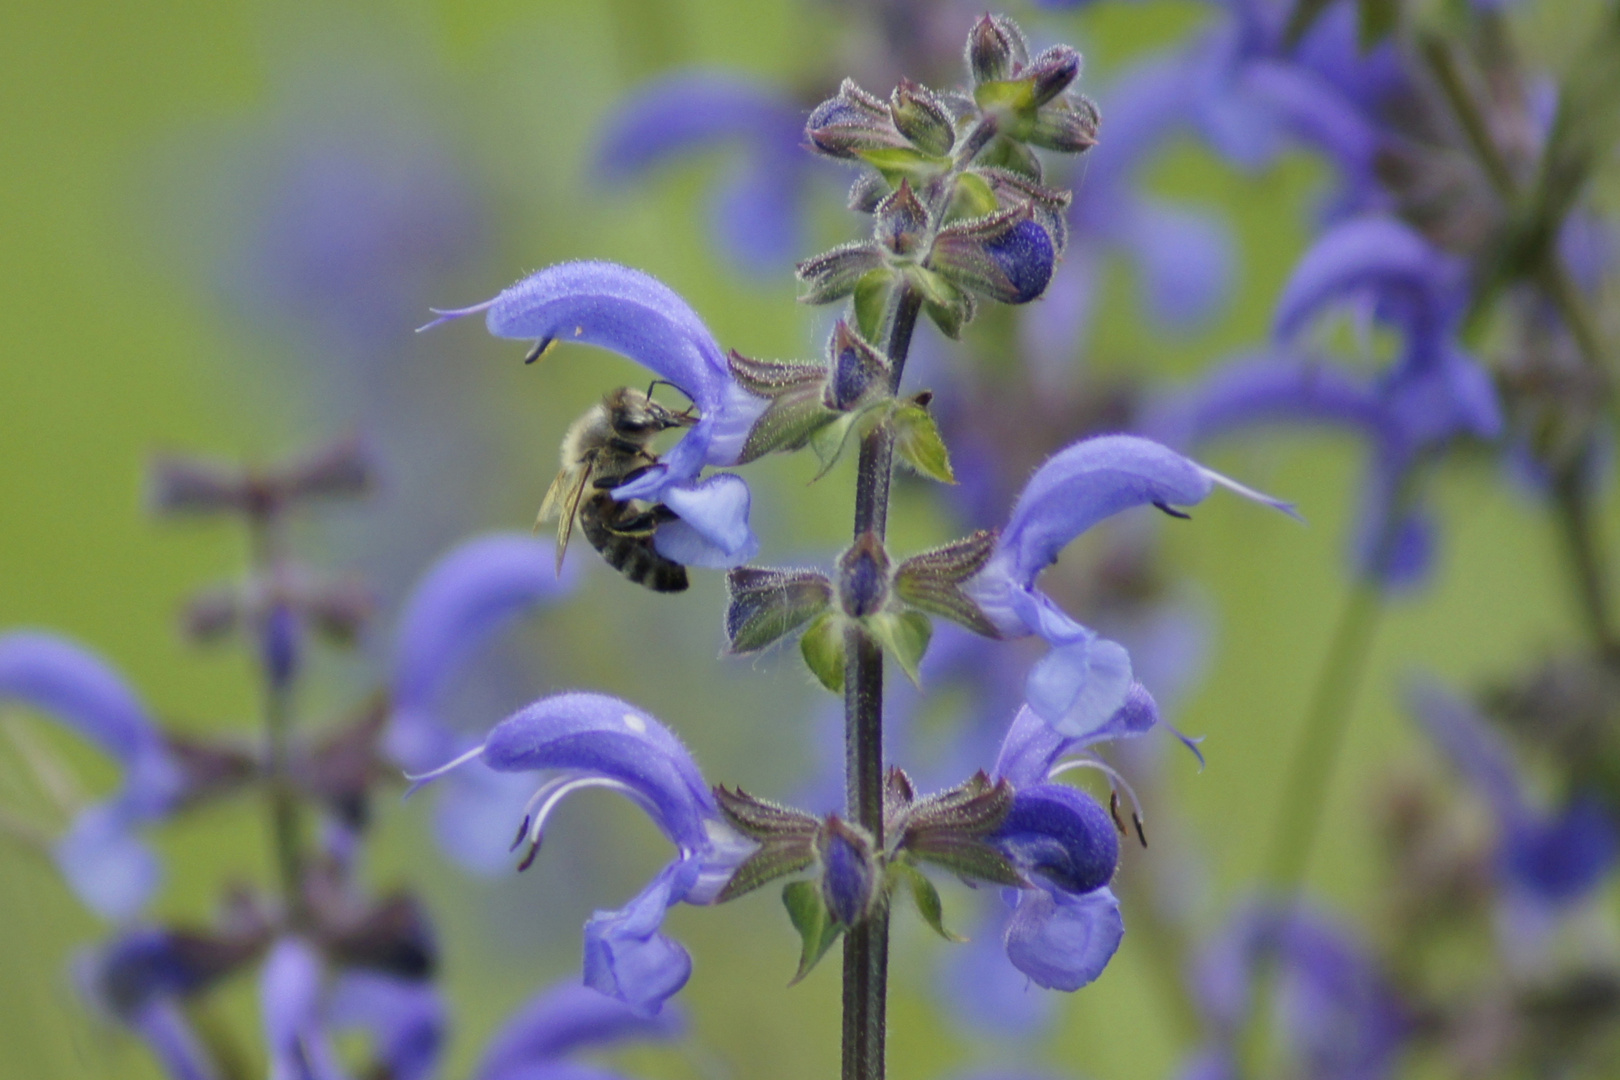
[250,519,306,924]
[1553,470,1620,659]
[1263,583,1385,891]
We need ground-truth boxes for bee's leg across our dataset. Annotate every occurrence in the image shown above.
[603,502,678,536]
[592,463,658,490]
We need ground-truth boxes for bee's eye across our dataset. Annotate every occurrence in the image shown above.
[616,416,652,435]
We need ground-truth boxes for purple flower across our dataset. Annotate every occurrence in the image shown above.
[421,262,767,568]
[1184,901,1408,1080]
[1410,681,1619,913]
[597,73,818,272]
[385,533,577,874]
[0,632,187,918]
[963,435,1294,737]
[945,690,1165,994]
[473,980,682,1080]
[408,692,754,1014]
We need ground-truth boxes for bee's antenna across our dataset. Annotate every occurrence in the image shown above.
[646,379,699,423]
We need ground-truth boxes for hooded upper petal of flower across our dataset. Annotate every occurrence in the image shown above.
[473,980,681,1080]
[597,73,814,273]
[409,692,753,1013]
[964,436,1292,736]
[421,262,767,566]
[386,534,576,874]
[1410,681,1619,911]
[0,632,187,917]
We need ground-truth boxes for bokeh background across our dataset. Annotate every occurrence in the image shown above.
[0,1,1611,1078]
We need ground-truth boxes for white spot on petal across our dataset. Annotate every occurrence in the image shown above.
[622,712,647,733]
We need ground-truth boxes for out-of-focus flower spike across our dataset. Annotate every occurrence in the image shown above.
[261,937,343,1080]
[0,632,186,917]
[597,73,811,271]
[386,533,573,773]
[1273,215,1459,347]
[472,981,682,1080]
[326,972,445,1080]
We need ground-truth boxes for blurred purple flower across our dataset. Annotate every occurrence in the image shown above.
[408,692,754,1014]
[597,73,819,273]
[422,262,768,568]
[1148,216,1502,586]
[1410,681,1619,913]
[1183,901,1408,1080]
[261,937,447,1080]
[385,533,577,874]
[962,435,1294,737]
[0,633,187,918]
[473,980,682,1080]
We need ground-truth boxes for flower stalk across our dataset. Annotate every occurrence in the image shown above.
[841,282,921,1080]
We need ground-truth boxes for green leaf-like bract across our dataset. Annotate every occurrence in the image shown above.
[724,567,834,653]
[891,402,956,484]
[894,530,1002,638]
[800,611,847,693]
[890,862,965,942]
[865,610,932,686]
[783,880,845,984]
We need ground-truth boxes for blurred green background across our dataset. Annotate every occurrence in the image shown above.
[0,1,1610,1078]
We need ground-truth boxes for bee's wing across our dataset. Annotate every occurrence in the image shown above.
[537,458,594,574]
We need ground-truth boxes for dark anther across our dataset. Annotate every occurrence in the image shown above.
[1153,501,1192,520]
[516,838,542,873]
[524,338,553,364]
[510,816,531,853]
[1132,813,1148,849]
[1108,791,1127,836]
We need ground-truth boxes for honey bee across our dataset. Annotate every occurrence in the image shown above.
[538,385,698,592]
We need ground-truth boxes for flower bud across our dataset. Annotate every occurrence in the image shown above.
[930,206,1056,305]
[818,817,878,927]
[838,532,891,618]
[1027,45,1082,107]
[890,79,955,157]
[847,172,889,214]
[806,79,908,159]
[966,14,1029,85]
[874,180,930,257]
[824,321,889,412]
[1028,98,1100,154]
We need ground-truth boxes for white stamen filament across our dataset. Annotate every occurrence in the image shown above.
[522,775,641,852]
[402,743,488,797]
[1048,754,1146,828]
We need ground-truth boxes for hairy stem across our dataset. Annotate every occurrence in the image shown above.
[841,283,921,1080]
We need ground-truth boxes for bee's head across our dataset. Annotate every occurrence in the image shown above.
[606,385,698,437]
